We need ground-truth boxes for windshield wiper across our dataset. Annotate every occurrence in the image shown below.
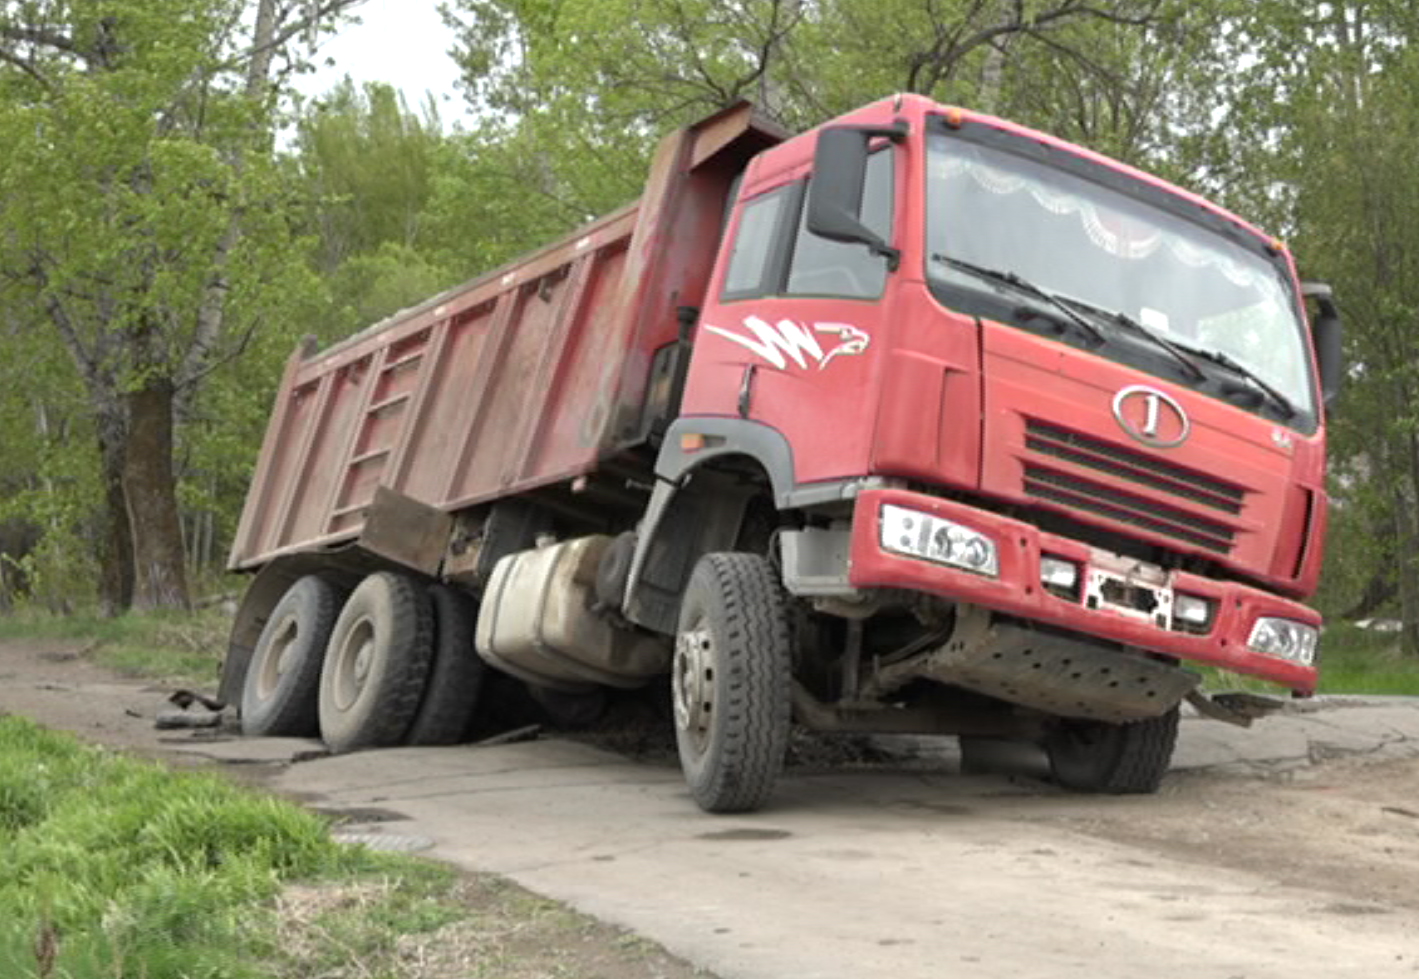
[1062,295,1296,418]
[932,256,1298,420]
[1173,345,1298,419]
[931,255,1105,348]
[1054,295,1207,384]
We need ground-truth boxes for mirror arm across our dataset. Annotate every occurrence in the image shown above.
[871,242,901,272]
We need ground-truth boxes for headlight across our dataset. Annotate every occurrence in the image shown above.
[1248,617,1319,666]
[879,505,999,577]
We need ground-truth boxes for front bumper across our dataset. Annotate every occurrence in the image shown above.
[848,488,1320,694]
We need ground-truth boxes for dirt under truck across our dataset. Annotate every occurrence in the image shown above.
[220,95,1343,813]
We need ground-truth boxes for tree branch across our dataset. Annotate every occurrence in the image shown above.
[0,23,76,54]
[0,44,53,90]
[28,254,111,406]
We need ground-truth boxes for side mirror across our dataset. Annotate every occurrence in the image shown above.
[1301,281,1342,410]
[805,121,907,269]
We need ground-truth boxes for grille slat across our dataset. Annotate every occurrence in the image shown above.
[1024,467,1235,553]
[1025,419,1244,514]
[1022,418,1247,557]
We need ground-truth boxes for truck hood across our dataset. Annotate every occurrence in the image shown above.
[978,322,1316,593]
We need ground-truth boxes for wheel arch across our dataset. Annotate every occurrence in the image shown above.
[623,419,794,635]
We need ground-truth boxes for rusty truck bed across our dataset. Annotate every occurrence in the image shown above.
[229,103,785,571]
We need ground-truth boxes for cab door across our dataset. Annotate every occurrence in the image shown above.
[682,147,898,486]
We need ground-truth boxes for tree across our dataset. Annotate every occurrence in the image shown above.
[439,0,1197,240]
[0,0,366,611]
[296,80,447,277]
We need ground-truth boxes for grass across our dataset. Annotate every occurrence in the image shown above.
[0,714,464,979]
[1314,622,1419,696]
[0,605,229,687]
[0,716,708,979]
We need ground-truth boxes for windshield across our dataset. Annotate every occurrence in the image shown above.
[925,132,1316,426]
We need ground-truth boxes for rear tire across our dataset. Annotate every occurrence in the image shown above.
[673,553,791,814]
[1044,707,1179,794]
[404,585,486,746]
[319,572,434,754]
[240,575,342,737]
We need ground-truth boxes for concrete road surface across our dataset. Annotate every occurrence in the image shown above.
[203,701,1419,979]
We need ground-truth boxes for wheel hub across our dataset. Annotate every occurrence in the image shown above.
[353,642,373,684]
[333,618,376,711]
[257,614,299,699]
[673,626,715,750]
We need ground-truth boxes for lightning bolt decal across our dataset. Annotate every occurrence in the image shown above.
[704,316,871,370]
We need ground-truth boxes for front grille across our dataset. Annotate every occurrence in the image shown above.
[1025,418,1244,515]
[1023,457,1241,555]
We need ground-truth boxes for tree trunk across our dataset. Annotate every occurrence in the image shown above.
[95,420,135,617]
[1397,468,1419,658]
[123,379,190,610]
[977,0,1016,115]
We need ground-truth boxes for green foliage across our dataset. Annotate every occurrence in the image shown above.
[440,0,1196,228]
[0,716,463,979]
[1204,4,1419,653]
[297,81,446,269]
[0,1,363,607]
[290,82,465,337]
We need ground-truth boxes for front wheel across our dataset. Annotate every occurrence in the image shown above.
[673,552,791,814]
[1043,707,1180,794]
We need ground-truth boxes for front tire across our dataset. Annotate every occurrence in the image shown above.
[673,553,791,814]
[319,572,434,754]
[241,575,343,737]
[1043,707,1180,794]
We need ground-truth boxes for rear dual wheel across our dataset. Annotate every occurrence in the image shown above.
[319,572,436,753]
[404,584,486,746]
[240,574,343,738]
[241,571,486,752]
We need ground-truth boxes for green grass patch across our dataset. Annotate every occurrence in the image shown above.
[0,606,229,686]
[1314,622,1419,696]
[0,715,461,979]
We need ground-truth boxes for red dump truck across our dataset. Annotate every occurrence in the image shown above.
[220,96,1342,812]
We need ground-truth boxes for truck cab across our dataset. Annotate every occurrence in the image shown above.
[629,95,1339,807]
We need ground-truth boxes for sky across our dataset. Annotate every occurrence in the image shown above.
[297,0,470,125]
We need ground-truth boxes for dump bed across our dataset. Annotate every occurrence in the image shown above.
[229,103,786,571]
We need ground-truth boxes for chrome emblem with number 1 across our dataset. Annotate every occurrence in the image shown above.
[1111,385,1190,449]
